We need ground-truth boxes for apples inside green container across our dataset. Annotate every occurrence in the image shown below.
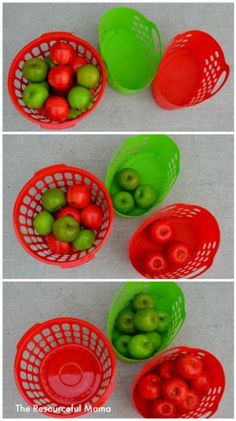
[105,134,180,218]
[107,281,186,363]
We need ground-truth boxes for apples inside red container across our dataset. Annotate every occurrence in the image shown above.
[132,347,225,418]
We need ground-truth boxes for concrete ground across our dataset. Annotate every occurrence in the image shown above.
[3,281,234,418]
[3,134,234,279]
[3,2,234,132]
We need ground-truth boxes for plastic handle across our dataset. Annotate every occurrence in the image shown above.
[210,64,230,97]
[39,31,74,41]
[17,323,41,350]
[34,164,68,178]
[150,22,163,57]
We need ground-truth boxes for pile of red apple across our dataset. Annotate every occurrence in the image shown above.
[112,292,171,359]
[136,353,211,417]
[112,168,157,215]
[143,220,191,275]
[33,184,103,254]
[22,41,101,122]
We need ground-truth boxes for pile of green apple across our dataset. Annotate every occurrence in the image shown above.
[33,184,103,254]
[21,41,101,122]
[112,168,157,215]
[112,292,171,359]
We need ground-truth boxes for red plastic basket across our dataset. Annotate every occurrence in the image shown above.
[132,346,225,418]
[129,203,220,279]
[8,32,106,129]
[152,30,230,109]
[14,317,116,418]
[13,164,113,268]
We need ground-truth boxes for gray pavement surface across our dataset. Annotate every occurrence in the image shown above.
[3,134,234,279]
[3,2,234,132]
[3,281,234,418]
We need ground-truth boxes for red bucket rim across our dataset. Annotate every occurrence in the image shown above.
[8,31,106,130]
[13,164,114,268]
[14,317,116,418]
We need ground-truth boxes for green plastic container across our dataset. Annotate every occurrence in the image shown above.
[107,281,186,363]
[98,7,162,94]
[105,134,180,217]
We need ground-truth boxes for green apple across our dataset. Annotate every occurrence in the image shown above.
[73,229,95,251]
[156,310,171,333]
[115,310,136,334]
[67,108,82,120]
[22,83,49,109]
[114,335,131,357]
[77,64,100,88]
[131,292,155,312]
[68,86,92,111]
[40,80,50,90]
[33,210,55,235]
[146,331,162,351]
[112,328,121,343]
[134,309,160,332]
[53,216,79,242]
[112,191,134,214]
[128,334,154,359]
[42,188,66,212]
[116,168,140,191]
[134,185,157,209]
[23,58,48,82]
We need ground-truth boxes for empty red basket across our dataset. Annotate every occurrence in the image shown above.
[129,203,220,279]
[132,346,225,418]
[8,31,106,129]
[14,318,116,417]
[152,30,230,109]
[13,164,113,268]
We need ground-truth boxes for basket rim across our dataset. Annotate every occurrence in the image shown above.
[13,164,114,268]
[8,31,106,129]
[132,345,225,419]
[14,317,116,418]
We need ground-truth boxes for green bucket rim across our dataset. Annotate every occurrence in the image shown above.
[98,6,163,94]
[107,281,186,363]
[105,134,181,218]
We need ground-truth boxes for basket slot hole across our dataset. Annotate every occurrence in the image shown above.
[40,42,50,52]
[32,47,41,56]
[65,172,73,180]
[54,173,63,180]
[35,180,44,189]
[78,45,85,54]
[24,53,33,61]
[44,176,53,184]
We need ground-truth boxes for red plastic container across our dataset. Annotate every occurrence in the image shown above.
[132,346,225,418]
[129,203,220,279]
[8,32,106,129]
[13,164,113,268]
[15,318,116,418]
[152,30,230,109]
